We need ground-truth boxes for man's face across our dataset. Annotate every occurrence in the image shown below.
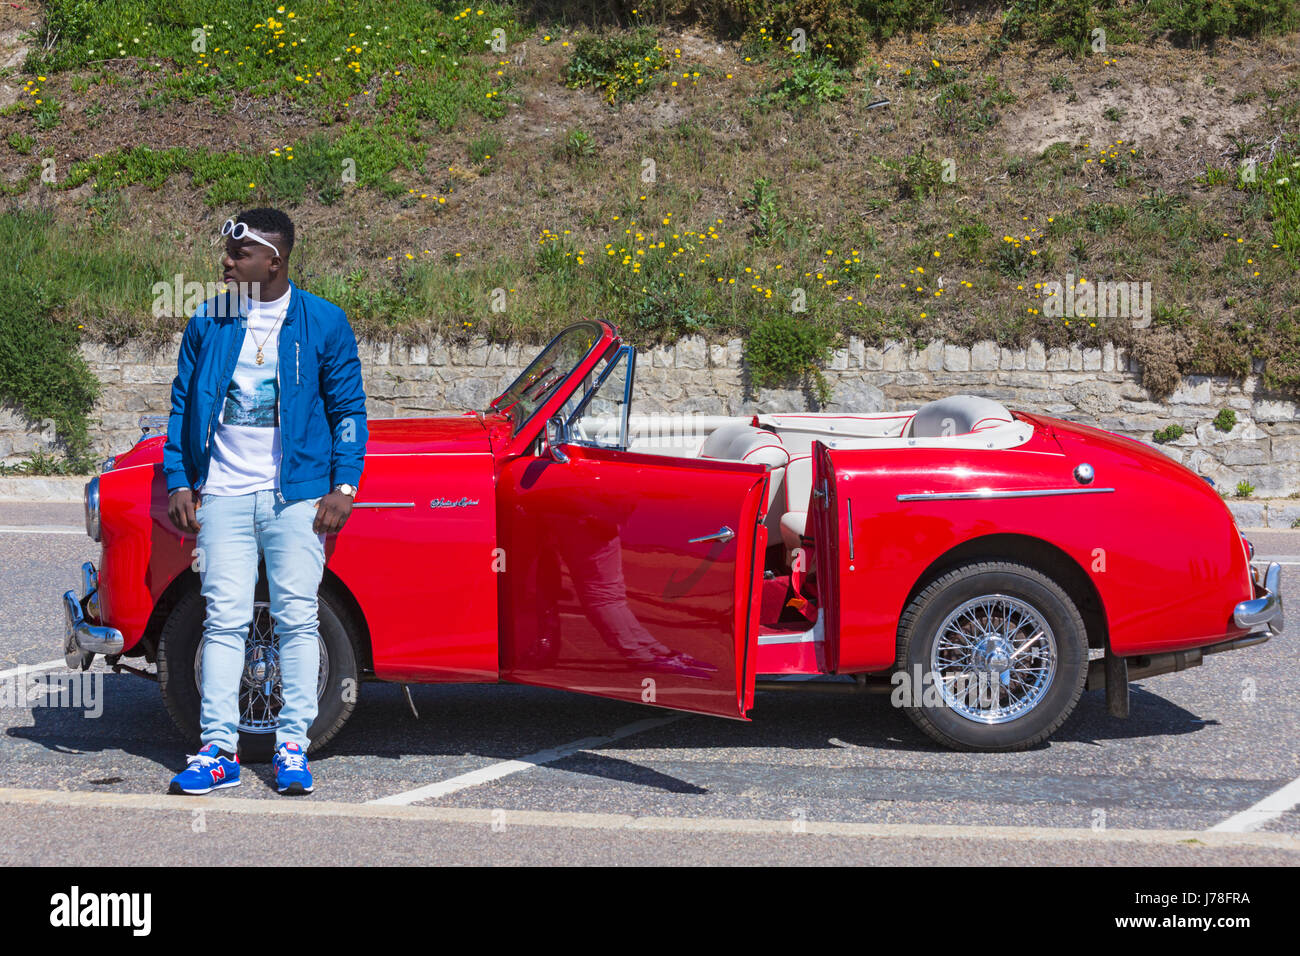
[222,233,281,293]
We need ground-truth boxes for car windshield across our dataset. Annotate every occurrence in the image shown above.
[487,322,604,436]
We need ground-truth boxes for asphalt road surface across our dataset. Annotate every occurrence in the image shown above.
[1,502,1295,865]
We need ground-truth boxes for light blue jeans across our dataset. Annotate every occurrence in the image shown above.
[194,489,325,752]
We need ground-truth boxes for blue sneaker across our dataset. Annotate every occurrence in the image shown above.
[273,742,313,794]
[169,743,240,795]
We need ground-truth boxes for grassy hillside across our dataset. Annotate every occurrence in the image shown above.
[0,0,1297,469]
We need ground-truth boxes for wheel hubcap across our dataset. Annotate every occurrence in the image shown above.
[194,600,330,734]
[930,594,1057,724]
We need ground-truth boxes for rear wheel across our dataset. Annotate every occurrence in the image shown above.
[894,561,1088,751]
[157,585,360,762]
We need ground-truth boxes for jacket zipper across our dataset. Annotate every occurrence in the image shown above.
[296,341,300,384]
[275,356,282,500]
[277,318,293,501]
[201,318,241,487]
[276,327,287,501]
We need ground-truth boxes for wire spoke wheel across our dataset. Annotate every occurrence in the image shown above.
[193,600,330,735]
[895,561,1088,751]
[930,594,1057,724]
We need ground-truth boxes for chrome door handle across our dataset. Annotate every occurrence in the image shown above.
[689,526,735,544]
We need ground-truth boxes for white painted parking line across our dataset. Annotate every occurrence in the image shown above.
[0,787,1296,849]
[0,525,86,535]
[367,714,685,806]
[0,659,68,680]
[1208,775,1300,833]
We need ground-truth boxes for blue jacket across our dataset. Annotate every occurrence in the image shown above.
[163,280,368,500]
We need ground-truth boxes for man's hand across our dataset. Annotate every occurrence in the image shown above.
[168,488,201,535]
[313,490,353,535]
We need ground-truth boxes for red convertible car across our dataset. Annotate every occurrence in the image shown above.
[63,320,1283,754]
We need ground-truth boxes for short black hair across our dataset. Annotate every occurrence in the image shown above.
[235,207,295,259]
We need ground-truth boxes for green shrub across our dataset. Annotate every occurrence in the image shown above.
[0,209,101,466]
[765,61,846,106]
[1001,0,1098,56]
[469,132,502,166]
[718,0,944,67]
[564,29,671,104]
[744,314,834,404]
[1152,0,1298,45]
[1213,408,1237,432]
[952,221,993,259]
[1254,153,1300,261]
[741,177,788,245]
[1152,424,1185,443]
[1235,479,1255,498]
[561,128,596,161]
[893,147,946,200]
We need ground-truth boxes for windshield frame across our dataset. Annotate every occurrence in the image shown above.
[561,344,636,451]
[487,320,619,456]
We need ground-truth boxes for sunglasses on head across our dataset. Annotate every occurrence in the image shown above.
[221,218,281,258]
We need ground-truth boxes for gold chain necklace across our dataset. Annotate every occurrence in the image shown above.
[249,295,290,366]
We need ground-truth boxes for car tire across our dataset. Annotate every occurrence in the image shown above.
[894,560,1088,751]
[157,585,360,763]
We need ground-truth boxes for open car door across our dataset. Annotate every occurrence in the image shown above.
[810,440,843,673]
[498,445,768,720]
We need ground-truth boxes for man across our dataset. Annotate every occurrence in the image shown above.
[162,207,368,795]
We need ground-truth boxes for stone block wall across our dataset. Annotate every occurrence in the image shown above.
[2,334,1297,499]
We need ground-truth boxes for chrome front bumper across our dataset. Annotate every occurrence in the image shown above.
[63,561,123,669]
[1233,562,1283,635]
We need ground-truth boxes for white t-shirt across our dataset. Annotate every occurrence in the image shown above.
[199,287,291,496]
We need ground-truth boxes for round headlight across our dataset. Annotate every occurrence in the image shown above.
[84,476,100,542]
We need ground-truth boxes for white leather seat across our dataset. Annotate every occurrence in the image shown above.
[699,424,789,537]
[905,395,1013,437]
[778,455,814,557]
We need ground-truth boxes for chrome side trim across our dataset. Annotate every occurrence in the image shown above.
[350,502,415,508]
[1233,562,1283,634]
[846,497,854,561]
[896,487,1116,502]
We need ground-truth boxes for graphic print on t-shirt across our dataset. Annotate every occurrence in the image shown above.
[221,372,279,426]
[199,290,287,496]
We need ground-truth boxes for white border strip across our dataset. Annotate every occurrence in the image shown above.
[0,525,86,535]
[0,787,1295,847]
[1208,775,1300,833]
[366,715,684,805]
